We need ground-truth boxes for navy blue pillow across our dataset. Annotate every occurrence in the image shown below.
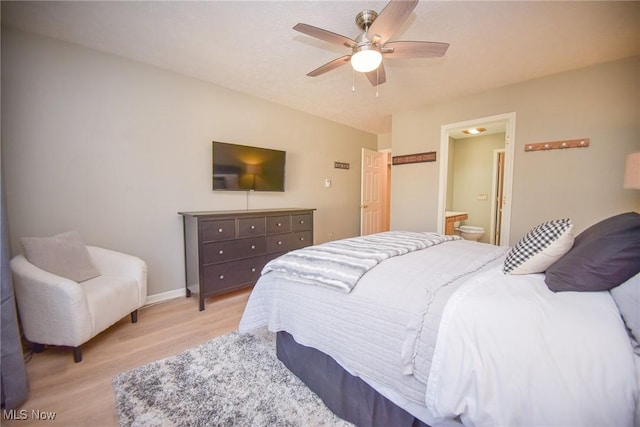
[545,212,640,292]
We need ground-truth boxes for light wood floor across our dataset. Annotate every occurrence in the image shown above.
[3,288,252,427]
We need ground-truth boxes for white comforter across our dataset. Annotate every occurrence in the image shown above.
[425,266,639,426]
[239,240,639,426]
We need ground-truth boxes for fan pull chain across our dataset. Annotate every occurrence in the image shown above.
[376,68,379,98]
[352,67,356,92]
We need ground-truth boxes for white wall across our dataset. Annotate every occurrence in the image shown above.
[391,56,640,243]
[377,133,392,151]
[1,28,377,298]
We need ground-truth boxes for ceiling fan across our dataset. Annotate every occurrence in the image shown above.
[293,0,449,86]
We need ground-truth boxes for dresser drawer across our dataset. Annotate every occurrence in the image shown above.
[267,230,312,254]
[202,236,266,264]
[238,217,266,237]
[267,215,291,234]
[291,230,312,249]
[201,219,236,242]
[266,233,289,253]
[292,214,312,231]
[202,256,266,295]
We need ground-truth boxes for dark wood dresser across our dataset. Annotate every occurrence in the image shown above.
[179,208,315,311]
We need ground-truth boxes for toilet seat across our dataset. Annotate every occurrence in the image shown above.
[456,225,485,242]
[458,225,484,233]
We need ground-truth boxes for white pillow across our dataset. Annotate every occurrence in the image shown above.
[610,273,640,354]
[503,219,574,275]
[20,230,100,282]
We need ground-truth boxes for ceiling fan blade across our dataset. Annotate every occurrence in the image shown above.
[365,63,387,86]
[293,23,357,48]
[307,55,351,77]
[366,0,419,45]
[383,41,449,58]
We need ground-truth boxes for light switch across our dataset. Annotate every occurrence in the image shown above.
[477,193,488,201]
[324,178,332,188]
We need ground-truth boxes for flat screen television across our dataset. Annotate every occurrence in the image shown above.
[212,141,286,192]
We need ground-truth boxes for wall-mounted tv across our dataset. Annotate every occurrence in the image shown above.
[212,141,286,192]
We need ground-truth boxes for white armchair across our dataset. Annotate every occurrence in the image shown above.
[11,246,147,362]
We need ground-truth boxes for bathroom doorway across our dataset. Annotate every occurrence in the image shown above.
[437,113,515,246]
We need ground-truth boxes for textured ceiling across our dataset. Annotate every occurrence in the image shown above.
[2,1,639,135]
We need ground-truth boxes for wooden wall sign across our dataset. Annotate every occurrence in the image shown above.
[392,151,436,165]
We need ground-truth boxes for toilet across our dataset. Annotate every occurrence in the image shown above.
[457,225,485,242]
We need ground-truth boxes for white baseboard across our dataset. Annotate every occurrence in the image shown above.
[144,288,185,307]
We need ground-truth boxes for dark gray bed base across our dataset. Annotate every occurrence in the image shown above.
[276,331,430,427]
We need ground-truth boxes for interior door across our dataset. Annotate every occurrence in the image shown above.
[492,150,505,244]
[360,148,385,236]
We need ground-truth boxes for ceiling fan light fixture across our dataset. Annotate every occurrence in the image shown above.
[294,0,447,85]
[351,45,382,73]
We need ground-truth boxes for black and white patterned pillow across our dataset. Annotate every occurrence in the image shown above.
[503,219,574,275]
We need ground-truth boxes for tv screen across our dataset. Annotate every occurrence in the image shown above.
[212,141,286,192]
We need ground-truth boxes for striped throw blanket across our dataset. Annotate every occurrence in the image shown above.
[262,231,461,292]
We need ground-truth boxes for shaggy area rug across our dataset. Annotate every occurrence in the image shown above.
[112,328,352,426]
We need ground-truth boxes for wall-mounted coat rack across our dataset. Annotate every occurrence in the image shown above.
[524,138,590,152]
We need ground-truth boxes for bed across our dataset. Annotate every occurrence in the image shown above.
[239,213,640,426]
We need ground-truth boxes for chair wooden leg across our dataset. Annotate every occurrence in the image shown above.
[72,347,82,363]
[130,309,138,324]
[32,343,45,353]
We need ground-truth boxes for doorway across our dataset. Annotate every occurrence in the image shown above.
[437,113,515,246]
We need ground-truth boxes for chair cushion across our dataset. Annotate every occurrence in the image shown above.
[20,230,100,282]
[81,275,140,333]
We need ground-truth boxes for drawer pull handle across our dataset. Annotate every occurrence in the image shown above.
[300,220,305,224]
[219,275,224,280]
[277,222,282,227]
[219,250,224,254]
[250,225,255,229]
[278,241,283,245]
[251,245,256,250]
[300,237,305,241]
[218,228,223,233]
[251,268,256,272]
